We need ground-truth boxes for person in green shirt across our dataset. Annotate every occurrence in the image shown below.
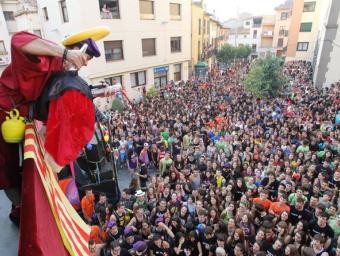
[161,128,170,141]
[161,128,170,150]
[296,140,310,154]
[288,187,308,206]
[329,214,340,236]
[159,152,173,177]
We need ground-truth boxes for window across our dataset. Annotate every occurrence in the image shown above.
[279,26,285,36]
[173,64,181,81]
[104,75,123,86]
[253,30,257,39]
[42,7,49,21]
[3,11,14,21]
[297,42,309,51]
[284,30,289,37]
[252,44,256,52]
[198,19,201,35]
[0,41,7,55]
[300,22,312,32]
[142,38,156,56]
[171,37,181,52]
[170,3,180,20]
[104,41,124,61]
[207,21,210,34]
[99,0,120,19]
[245,21,250,26]
[130,71,146,87]
[203,20,206,34]
[140,0,154,19]
[154,67,168,88]
[281,12,289,20]
[60,0,69,23]
[277,38,284,47]
[33,30,42,37]
[253,17,262,27]
[303,2,316,12]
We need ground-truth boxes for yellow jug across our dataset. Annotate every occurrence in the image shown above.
[1,109,26,143]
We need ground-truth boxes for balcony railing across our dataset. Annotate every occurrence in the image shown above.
[15,4,38,16]
[203,47,217,59]
[262,31,274,37]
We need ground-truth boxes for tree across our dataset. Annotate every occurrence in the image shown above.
[146,86,158,98]
[111,97,126,112]
[217,44,236,65]
[235,45,252,59]
[243,57,288,98]
[217,44,252,65]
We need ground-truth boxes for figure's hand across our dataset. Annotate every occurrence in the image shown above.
[66,49,88,69]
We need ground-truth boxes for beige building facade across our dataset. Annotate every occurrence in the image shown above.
[191,1,227,73]
[258,15,276,57]
[37,0,191,98]
[286,0,324,61]
[273,1,292,57]
[191,1,204,70]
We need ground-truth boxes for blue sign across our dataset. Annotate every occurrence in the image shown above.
[154,66,169,74]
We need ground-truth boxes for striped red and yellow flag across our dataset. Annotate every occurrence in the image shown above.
[24,122,91,256]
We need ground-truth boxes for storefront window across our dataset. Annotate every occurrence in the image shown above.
[154,66,168,89]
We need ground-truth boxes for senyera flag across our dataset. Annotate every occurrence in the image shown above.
[21,121,90,256]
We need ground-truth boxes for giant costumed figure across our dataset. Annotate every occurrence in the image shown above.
[0,26,110,256]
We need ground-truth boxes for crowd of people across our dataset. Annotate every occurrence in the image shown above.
[83,60,340,256]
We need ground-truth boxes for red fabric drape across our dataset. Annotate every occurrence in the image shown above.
[19,159,69,256]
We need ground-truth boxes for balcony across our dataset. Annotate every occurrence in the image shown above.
[262,31,274,37]
[14,2,38,17]
[203,47,217,59]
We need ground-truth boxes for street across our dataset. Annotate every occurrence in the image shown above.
[0,191,18,255]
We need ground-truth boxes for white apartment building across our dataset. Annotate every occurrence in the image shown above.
[36,0,191,98]
[227,16,276,58]
[228,28,253,47]
[0,4,11,73]
[0,0,41,73]
[313,0,340,87]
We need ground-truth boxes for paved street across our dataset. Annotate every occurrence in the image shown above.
[0,191,19,255]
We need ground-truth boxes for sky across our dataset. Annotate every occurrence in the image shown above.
[204,0,287,21]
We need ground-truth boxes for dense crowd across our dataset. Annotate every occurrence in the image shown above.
[83,60,340,256]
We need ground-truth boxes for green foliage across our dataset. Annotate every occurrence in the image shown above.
[217,44,252,64]
[235,45,252,59]
[217,44,236,64]
[243,57,288,98]
[146,86,158,98]
[111,98,126,112]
